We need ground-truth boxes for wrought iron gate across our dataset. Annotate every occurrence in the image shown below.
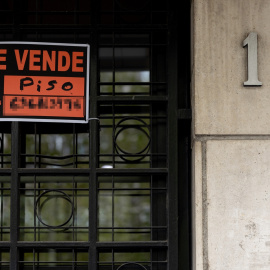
[0,0,191,269]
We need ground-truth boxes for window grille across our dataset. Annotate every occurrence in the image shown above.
[0,0,191,269]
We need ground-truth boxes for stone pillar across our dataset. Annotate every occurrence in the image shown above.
[192,0,270,269]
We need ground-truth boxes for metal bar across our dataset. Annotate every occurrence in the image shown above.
[10,122,20,270]
[0,24,168,31]
[97,168,167,175]
[89,18,99,269]
[96,241,167,248]
[167,1,179,269]
[16,242,94,248]
[176,1,192,269]
[16,168,91,175]
[0,169,12,173]
[73,175,77,241]
[34,124,37,168]
[0,132,3,168]
[73,124,76,168]
[97,96,167,102]
[34,175,37,242]
[16,168,168,174]
[178,109,192,120]
[20,154,89,159]
[0,180,3,241]
[112,176,115,241]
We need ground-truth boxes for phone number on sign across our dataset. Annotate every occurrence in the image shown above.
[3,96,84,117]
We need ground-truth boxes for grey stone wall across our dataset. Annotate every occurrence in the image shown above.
[192,1,270,269]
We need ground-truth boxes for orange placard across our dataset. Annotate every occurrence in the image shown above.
[3,96,85,118]
[0,41,89,122]
[4,75,85,96]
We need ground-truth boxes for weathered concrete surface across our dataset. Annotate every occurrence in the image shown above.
[205,140,270,269]
[192,141,203,270]
[193,0,270,135]
[192,1,270,269]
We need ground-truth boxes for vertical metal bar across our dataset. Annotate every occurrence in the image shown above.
[72,248,75,270]
[167,3,179,269]
[112,248,115,270]
[0,133,3,168]
[150,106,153,168]
[73,124,76,168]
[11,0,22,264]
[20,128,26,244]
[74,175,78,242]
[177,1,191,269]
[38,132,41,168]
[0,180,3,241]
[112,32,116,96]
[75,125,78,168]
[112,103,116,168]
[113,0,115,26]
[74,0,78,26]
[34,175,37,242]
[150,32,153,168]
[89,26,98,270]
[150,248,153,270]
[33,248,36,270]
[37,248,39,269]
[10,122,20,270]
[35,0,38,25]
[150,175,153,241]
[112,176,115,241]
[73,175,75,241]
[34,124,37,168]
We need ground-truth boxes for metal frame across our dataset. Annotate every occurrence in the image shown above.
[0,0,191,269]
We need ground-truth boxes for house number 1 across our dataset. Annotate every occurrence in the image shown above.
[243,32,262,86]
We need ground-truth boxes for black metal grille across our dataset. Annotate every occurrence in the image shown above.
[97,174,167,242]
[19,174,89,241]
[0,0,191,269]
[21,123,90,168]
[98,248,167,270]
[19,248,89,269]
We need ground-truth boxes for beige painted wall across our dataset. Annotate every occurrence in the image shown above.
[192,1,270,269]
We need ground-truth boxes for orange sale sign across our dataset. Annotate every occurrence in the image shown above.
[0,42,90,123]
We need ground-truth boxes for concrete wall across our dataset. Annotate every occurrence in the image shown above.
[192,0,270,269]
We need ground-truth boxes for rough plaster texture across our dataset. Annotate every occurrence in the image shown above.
[192,141,203,270]
[193,0,270,135]
[204,140,270,269]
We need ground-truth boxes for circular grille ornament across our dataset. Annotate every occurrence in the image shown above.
[114,117,150,162]
[117,262,148,270]
[35,189,74,229]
